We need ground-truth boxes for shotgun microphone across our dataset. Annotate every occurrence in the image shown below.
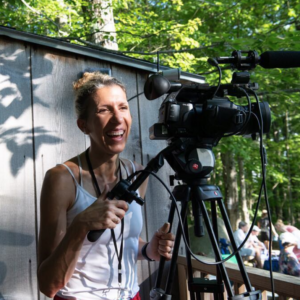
[215,50,300,69]
[259,51,300,69]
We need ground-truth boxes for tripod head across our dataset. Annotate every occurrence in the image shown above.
[163,137,215,185]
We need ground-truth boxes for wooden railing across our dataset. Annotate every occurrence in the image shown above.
[177,255,300,300]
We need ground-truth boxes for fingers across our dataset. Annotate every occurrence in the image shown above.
[100,210,123,230]
[112,216,121,225]
[157,229,175,260]
[114,200,129,212]
[103,202,127,228]
[158,239,174,252]
[85,187,129,230]
[157,241,174,260]
[157,222,171,236]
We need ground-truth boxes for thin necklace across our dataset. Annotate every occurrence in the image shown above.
[85,148,125,287]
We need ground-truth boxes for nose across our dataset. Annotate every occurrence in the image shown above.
[111,110,123,123]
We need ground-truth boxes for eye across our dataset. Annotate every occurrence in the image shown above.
[97,108,109,114]
[120,105,129,111]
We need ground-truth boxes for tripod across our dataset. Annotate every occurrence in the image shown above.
[150,180,262,300]
[110,138,262,300]
[147,139,261,300]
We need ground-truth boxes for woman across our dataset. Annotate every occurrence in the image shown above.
[257,210,278,250]
[276,219,300,262]
[279,232,300,276]
[37,72,175,300]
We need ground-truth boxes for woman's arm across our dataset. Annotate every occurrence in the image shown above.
[37,166,86,297]
[132,161,175,261]
[37,165,128,297]
[138,223,175,261]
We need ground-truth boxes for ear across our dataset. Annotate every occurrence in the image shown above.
[77,119,89,134]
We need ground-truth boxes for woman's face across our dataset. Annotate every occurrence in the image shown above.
[84,85,132,156]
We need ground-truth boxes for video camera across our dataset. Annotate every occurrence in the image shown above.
[144,50,272,146]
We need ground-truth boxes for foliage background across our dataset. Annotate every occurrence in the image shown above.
[1,0,300,228]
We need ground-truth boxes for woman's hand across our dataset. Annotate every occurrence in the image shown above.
[75,185,129,232]
[146,223,175,261]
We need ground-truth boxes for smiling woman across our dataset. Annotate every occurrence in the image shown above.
[37,72,175,300]
[76,82,132,157]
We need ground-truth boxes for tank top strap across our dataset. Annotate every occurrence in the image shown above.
[59,164,80,187]
[129,160,136,180]
[77,155,83,186]
[120,158,136,181]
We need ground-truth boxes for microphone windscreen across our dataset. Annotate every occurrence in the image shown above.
[144,75,171,100]
[259,51,300,69]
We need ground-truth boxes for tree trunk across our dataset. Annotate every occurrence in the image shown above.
[284,111,294,224]
[272,119,282,220]
[89,0,118,50]
[221,152,239,230]
[238,156,249,224]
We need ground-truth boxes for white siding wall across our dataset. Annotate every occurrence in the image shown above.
[0,36,178,300]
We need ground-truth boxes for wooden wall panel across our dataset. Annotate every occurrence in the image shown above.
[0,35,181,300]
[31,46,111,300]
[0,39,38,299]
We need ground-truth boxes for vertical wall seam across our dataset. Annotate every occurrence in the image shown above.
[135,71,153,283]
[29,44,40,300]
[136,72,143,165]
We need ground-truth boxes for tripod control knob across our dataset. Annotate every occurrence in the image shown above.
[186,159,203,174]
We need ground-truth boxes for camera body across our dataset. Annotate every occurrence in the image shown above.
[144,52,272,146]
[150,100,193,140]
[148,83,270,146]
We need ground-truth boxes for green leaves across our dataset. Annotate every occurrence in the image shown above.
[2,0,300,224]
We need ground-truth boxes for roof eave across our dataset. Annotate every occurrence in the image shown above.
[0,26,205,83]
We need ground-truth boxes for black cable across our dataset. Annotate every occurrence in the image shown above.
[128,169,262,266]
[127,91,144,102]
[210,59,222,98]
[247,89,276,300]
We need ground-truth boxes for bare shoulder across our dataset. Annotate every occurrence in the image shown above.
[120,158,144,175]
[38,163,78,268]
[133,161,144,172]
[41,161,79,211]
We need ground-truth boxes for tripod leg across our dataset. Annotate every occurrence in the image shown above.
[210,201,224,300]
[151,185,191,300]
[193,186,234,298]
[165,185,198,299]
[153,199,176,290]
[217,199,253,292]
[183,210,198,300]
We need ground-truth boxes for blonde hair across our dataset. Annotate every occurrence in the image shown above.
[73,72,126,120]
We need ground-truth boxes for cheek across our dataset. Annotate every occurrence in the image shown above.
[127,114,132,130]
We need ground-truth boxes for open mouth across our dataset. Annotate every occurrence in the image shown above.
[107,130,125,138]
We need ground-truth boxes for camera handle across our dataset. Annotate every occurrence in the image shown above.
[106,139,184,203]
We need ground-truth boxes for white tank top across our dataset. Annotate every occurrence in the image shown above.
[56,157,143,300]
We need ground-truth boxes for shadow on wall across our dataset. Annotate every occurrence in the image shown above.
[0,230,34,247]
[0,126,63,176]
[0,261,7,299]
[0,48,51,122]
[0,230,34,300]
[0,47,64,177]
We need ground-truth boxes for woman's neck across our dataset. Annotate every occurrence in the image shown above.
[86,147,120,182]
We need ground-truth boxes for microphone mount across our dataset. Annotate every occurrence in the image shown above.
[213,50,260,71]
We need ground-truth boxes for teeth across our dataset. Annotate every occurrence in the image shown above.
[107,130,124,136]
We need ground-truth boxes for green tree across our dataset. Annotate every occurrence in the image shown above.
[1,0,300,228]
